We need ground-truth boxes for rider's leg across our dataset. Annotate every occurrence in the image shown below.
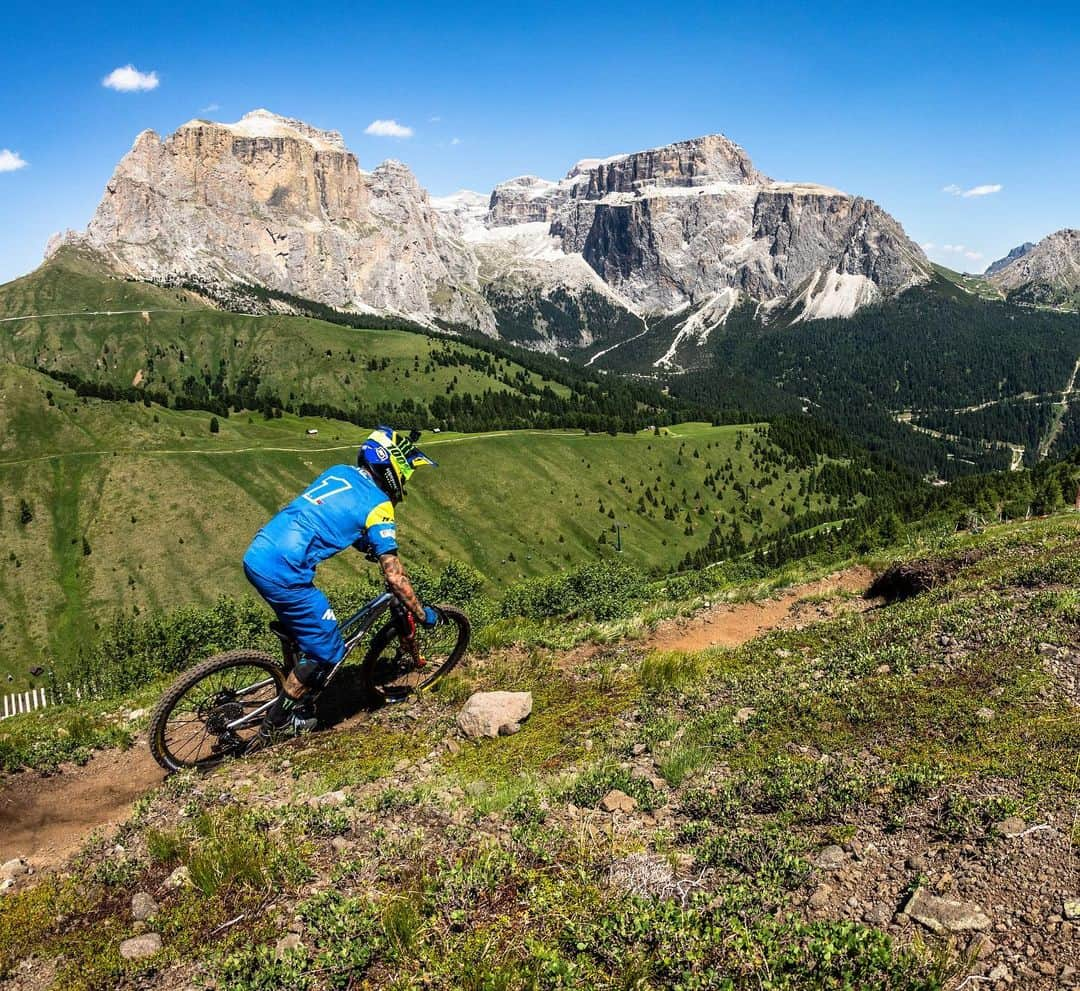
[244,568,346,742]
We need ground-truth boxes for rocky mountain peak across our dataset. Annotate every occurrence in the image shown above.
[986,229,1080,307]
[984,241,1035,277]
[187,109,349,153]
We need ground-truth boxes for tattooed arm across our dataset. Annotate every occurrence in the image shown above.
[378,552,426,620]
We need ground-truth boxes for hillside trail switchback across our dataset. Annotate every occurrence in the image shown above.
[0,566,874,871]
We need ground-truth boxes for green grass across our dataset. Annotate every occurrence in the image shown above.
[0,360,839,683]
[0,248,564,414]
[4,516,1079,989]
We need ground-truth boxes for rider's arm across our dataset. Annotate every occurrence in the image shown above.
[378,552,426,621]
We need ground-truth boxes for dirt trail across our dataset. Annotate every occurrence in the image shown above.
[0,566,875,873]
[647,566,874,653]
[0,745,163,865]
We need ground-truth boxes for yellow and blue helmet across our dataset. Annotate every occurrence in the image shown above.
[358,426,437,503]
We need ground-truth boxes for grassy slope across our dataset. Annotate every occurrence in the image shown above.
[0,365,834,683]
[1,515,1077,989]
[0,248,563,411]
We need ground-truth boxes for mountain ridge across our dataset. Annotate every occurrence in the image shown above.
[50,110,931,352]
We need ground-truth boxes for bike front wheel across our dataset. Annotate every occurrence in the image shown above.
[148,650,286,772]
[361,605,469,702]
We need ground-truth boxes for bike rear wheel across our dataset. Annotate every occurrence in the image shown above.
[148,650,285,772]
[361,604,469,702]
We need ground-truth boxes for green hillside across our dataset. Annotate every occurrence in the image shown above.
[0,364,853,684]
[0,248,692,434]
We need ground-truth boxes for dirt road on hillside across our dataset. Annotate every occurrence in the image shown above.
[647,566,874,652]
[0,746,163,863]
[0,566,876,872]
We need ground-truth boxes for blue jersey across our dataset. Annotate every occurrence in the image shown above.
[244,465,398,585]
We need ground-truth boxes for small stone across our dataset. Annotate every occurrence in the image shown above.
[734,707,756,725]
[1037,642,1060,657]
[988,963,1011,982]
[0,879,14,894]
[808,884,832,908]
[163,865,191,890]
[0,858,29,880]
[599,789,637,814]
[119,933,162,960]
[906,854,929,871]
[975,707,995,723]
[1060,965,1077,985]
[131,892,158,922]
[994,817,1026,837]
[863,903,890,925]
[816,845,846,869]
[632,743,647,756]
[1063,899,1080,920]
[876,663,891,674]
[1036,961,1056,977]
[457,691,533,740]
[445,739,462,755]
[308,790,348,808]
[126,708,148,721]
[330,836,354,853]
[275,932,305,959]
[904,887,990,935]
[968,935,995,960]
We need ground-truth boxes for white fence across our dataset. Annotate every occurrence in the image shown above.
[1,687,51,720]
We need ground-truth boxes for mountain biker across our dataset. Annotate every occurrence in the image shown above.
[242,426,438,749]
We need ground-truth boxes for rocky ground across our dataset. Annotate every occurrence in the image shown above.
[0,517,1077,990]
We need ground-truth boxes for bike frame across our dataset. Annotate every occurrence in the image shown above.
[224,590,398,732]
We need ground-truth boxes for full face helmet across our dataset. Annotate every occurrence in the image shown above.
[358,426,437,504]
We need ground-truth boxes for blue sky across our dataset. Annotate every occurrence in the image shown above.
[1,0,1078,284]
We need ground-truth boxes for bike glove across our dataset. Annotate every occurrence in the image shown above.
[421,606,441,628]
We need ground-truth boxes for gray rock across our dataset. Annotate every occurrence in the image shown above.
[599,789,638,814]
[457,692,533,740]
[308,790,348,808]
[994,817,1026,837]
[275,932,305,959]
[734,707,757,726]
[987,963,1011,982]
[816,845,846,869]
[808,884,833,909]
[1064,899,1080,920]
[119,933,162,960]
[0,858,29,879]
[131,892,158,922]
[904,887,991,935]
[975,707,995,723]
[163,865,191,890]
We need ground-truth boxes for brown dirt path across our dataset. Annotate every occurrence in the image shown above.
[646,566,875,653]
[0,745,164,865]
[0,566,877,874]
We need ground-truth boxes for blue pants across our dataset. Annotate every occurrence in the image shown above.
[243,562,346,666]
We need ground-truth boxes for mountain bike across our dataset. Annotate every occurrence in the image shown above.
[148,592,469,772]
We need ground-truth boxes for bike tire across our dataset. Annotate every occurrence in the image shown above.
[360,604,470,701]
[148,650,286,772]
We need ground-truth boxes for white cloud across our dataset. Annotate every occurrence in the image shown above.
[429,115,441,123]
[921,242,935,251]
[364,119,413,138]
[943,182,1002,198]
[200,103,220,113]
[102,65,160,92]
[450,136,462,146]
[936,243,984,262]
[0,149,28,173]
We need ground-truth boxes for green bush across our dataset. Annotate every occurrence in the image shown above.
[500,560,647,621]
